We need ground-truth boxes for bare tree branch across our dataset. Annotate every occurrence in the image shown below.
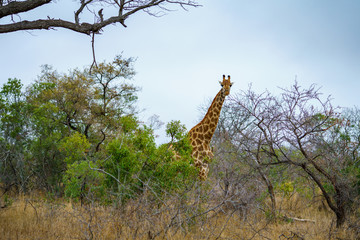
[75,0,94,25]
[218,81,351,227]
[0,0,201,35]
[0,0,51,18]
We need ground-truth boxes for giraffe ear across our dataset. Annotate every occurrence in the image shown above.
[219,81,223,86]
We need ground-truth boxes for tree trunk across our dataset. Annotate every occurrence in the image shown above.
[335,184,346,227]
[256,166,276,216]
[335,208,346,228]
[301,163,347,228]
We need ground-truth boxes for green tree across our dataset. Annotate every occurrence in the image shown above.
[103,119,196,203]
[63,160,105,203]
[166,120,187,143]
[1,61,197,205]
[165,120,192,155]
[0,78,31,193]
[0,55,140,195]
[25,77,69,194]
[26,55,139,153]
[60,132,91,165]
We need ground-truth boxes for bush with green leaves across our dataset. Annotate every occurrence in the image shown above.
[103,119,196,202]
[165,120,193,156]
[60,132,91,165]
[0,69,196,203]
[63,160,105,202]
[0,78,32,193]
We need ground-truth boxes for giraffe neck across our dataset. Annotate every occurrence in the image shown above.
[190,89,226,144]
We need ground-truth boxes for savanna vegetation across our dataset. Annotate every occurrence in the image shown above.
[1,56,359,239]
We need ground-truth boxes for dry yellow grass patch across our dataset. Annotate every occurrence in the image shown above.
[0,194,357,239]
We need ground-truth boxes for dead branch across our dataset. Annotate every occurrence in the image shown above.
[283,215,316,223]
[0,0,201,35]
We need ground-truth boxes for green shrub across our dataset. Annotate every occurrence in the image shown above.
[63,160,105,201]
[59,132,90,165]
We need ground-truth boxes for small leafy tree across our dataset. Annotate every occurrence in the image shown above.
[0,55,141,194]
[103,119,196,203]
[166,120,187,143]
[60,132,91,165]
[26,55,138,152]
[30,132,64,194]
[0,79,32,193]
[165,120,192,155]
[63,161,105,203]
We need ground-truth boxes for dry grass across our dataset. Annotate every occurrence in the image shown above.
[0,193,357,240]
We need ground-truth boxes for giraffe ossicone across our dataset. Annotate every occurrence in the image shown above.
[188,74,233,180]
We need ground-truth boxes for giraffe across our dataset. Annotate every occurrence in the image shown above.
[188,75,233,180]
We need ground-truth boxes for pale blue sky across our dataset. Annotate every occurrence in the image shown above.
[1,0,360,143]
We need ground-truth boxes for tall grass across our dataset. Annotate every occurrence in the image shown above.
[0,192,357,239]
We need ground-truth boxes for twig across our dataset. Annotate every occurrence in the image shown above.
[89,32,97,73]
[283,215,316,223]
[24,199,39,223]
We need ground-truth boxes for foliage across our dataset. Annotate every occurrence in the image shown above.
[29,132,65,193]
[0,78,28,143]
[166,120,192,156]
[63,160,105,201]
[166,120,187,142]
[2,64,360,233]
[104,119,196,202]
[60,132,91,165]
[0,56,140,195]
[279,181,295,197]
[0,78,31,193]
[26,55,138,152]
[0,58,199,205]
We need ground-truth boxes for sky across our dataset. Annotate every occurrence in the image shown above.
[1,0,360,144]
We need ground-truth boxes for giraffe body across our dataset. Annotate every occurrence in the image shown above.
[189,75,232,180]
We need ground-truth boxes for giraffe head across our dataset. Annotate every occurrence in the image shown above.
[219,75,233,96]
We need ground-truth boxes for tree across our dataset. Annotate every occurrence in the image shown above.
[316,107,360,220]
[0,78,31,193]
[0,55,139,194]
[102,119,195,203]
[213,91,278,217]
[26,55,138,153]
[0,0,200,35]
[219,82,355,227]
